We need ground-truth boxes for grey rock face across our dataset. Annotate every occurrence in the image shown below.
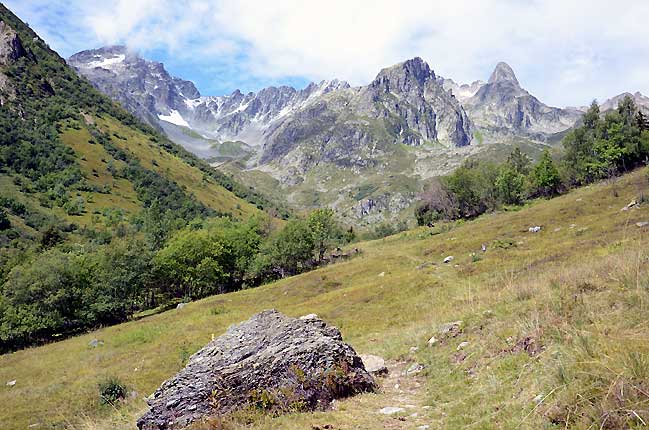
[258,57,473,169]
[0,20,24,103]
[70,48,473,170]
[68,46,200,129]
[359,354,388,376]
[137,310,376,430]
[463,62,580,137]
[488,62,519,85]
[0,20,24,66]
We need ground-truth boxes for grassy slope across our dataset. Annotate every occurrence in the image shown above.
[30,115,262,232]
[0,3,270,239]
[1,169,649,429]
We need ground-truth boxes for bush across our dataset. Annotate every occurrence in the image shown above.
[98,377,128,405]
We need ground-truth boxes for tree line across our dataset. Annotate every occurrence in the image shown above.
[0,208,347,352]
[416,96,649,225]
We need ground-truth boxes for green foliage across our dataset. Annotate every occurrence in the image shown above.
[155,217,264,299]
[495,165,525,205]
[0,240,153,352]
[0,5,296,352]
[441,160,499,217]
[308,208,338,262]
[98,377,128,406]
[254,219,315,279]
[63,196,85,216]
[366,220,408,239]
[417,97,649,223]
[155,227,230,299]
[530,150,562,197]
[506,147,531,175]
[563,97,649,185]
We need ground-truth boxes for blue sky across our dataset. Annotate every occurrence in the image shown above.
[6,0,649,106]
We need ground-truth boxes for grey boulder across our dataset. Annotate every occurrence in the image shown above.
[137,310,376,429]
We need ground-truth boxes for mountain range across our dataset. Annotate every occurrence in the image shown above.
[69,45,648,227]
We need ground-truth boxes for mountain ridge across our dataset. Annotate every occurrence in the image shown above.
[69,46,646,226]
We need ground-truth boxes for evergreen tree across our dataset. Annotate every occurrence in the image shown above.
[0,209,10,231]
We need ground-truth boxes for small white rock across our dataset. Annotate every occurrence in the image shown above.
[379,406,405,415]
[6,380,16,387]
[457,341,470,351]
[427,336,438,346]
[378,272,385,277]
[443,256,454,263]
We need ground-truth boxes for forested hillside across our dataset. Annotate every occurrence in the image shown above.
[0,5,296,351]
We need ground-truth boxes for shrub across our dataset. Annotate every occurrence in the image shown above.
[98,377,128,405]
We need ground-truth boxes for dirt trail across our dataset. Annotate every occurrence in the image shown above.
[370,360,432,429]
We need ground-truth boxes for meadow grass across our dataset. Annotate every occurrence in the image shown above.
[1,169,649,429]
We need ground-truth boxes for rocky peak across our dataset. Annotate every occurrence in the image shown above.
[488,62,519,85]
[373,57,435,92]
[69,45,201,128]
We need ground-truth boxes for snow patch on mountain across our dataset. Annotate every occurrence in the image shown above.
[86,54,125,69]
[158,110,189,127]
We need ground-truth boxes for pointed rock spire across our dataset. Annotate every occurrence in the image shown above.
[488,62,519,85]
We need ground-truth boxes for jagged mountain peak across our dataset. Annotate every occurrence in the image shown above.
[374,57,435,87]
[68,45,200,128]
[488,61,519,85]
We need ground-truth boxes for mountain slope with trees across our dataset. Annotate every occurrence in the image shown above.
[0,5,307,351]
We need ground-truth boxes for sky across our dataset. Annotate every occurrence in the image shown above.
[6,0,649,107]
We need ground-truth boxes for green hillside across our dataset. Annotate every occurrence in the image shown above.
[1,166,647,429]
[0,3,282,254]
[0,5,296,352]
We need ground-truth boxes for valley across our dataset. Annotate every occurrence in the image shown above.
[2,2,649,429]
[2,166,648,429]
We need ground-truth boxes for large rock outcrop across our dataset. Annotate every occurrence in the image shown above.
[137,310,376,430]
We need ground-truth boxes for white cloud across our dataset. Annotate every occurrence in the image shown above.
[6,0,649,106]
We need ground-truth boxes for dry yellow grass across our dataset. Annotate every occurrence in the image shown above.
[1,169,648,429]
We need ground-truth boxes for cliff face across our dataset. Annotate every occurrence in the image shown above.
[463,62,581,137]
